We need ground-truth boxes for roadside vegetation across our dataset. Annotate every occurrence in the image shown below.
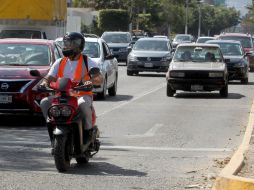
[72,0,240,37]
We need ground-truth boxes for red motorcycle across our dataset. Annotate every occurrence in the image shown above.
[30,68,100,172]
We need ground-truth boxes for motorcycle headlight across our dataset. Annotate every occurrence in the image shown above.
[209,72,223,78]
[61,106,73,117]
[48,106,61,117]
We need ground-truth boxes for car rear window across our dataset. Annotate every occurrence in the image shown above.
[133,40,169,51]
[0,43,50,65]
[83,42,100,58]
[173,46,222,62]
[102,33,131,43]
[219,36,252,48]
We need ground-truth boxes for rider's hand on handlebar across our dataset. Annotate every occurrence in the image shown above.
[83,80,92,86]
[38,81,48,90]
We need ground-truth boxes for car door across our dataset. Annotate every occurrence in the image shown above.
[102,41,114,86]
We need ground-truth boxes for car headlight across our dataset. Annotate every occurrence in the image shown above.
[119,48,127,52]
[61,106,73,117]
[128,54,138,61]
[48,106,61,117]
[209,72,224,78]
[161,56,172,62]
[234,61,245,67]
[170,71,185,77]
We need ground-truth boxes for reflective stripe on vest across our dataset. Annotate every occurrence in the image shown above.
[57,56,93,96]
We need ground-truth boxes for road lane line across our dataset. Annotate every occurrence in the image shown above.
[0,141,232,152]
[126,123,164,138]
[97,83,166,117]
[100,145,232,152]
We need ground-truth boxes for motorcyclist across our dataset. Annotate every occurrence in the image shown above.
[39,32,103,148]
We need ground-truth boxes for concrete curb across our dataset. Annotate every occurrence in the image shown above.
[212,101,254,190]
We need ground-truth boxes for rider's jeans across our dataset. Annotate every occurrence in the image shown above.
[40,95,93,130]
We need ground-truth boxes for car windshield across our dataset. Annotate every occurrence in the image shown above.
[210,42,243,56]
[174,35,191,42]
[0,30,42,39]
[133,40,169,51]
[83,42,100,58]
[173,46,222,62]
[0,43,50,65]
[220,36,252,48]
[197,37,214,43]
[102,33,131,43]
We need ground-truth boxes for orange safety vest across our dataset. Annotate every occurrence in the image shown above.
[57,55,93,96]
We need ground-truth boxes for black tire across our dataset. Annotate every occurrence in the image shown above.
[166,83,176,97]
[220,84,228,97]
[108,75,117,96]
[97,77,107,99]
[127,70,133,76]
[241,77,248,84]
[76,153,90,164]
[134,71,139,75]
[54,135,71,172]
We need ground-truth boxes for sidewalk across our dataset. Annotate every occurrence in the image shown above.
[212,102,254,190]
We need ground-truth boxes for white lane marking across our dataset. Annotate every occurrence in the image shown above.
[97,83,166,117]
[100,145,232,152]
[126,123,164,138]
[0,141,231,152]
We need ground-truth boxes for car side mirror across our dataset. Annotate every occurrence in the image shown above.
[30,69,41,77]
[105,54,114,60]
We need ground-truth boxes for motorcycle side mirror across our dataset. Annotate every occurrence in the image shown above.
[89,67,100,76]
[30,69,41,77]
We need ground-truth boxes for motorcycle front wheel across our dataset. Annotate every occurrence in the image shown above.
[54,135,71,172]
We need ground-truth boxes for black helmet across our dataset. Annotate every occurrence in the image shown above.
[62,32,85,58]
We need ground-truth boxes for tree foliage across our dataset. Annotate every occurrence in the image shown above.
[98,9,129,31]
[73,0,241,37]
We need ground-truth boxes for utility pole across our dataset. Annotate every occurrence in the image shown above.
[185,0,189,34]
[197,0,203,37]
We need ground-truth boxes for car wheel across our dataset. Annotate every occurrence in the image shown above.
[220,83,228,97]
[108,74,117,96]
[166,83,176,97]
[134,71,139,75]
[127,70,134,76]
[97,77,107,100]
[241,77,248,84]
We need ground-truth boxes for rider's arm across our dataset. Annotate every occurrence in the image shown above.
[40,75,57,87]
[40,58,60,87]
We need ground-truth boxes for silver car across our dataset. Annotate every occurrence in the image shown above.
[127,37,173,75]
[55,36,118,100]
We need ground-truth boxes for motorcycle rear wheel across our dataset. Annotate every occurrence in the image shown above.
[54,135,71,172]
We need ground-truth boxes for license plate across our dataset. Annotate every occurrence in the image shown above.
[0,95,12,103]
[191,85,203,91]
[144,62,153,67]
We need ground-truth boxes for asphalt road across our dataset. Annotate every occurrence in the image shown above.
[0,64,253,190]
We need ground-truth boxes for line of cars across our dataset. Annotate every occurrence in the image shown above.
[0,31,253,116]
[0,33,119,116]
[166,32,254,97]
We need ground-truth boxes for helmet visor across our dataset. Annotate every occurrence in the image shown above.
[63,38,82,50]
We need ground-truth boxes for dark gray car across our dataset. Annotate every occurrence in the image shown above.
[101,31,132,63]
[127,38,173,76]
